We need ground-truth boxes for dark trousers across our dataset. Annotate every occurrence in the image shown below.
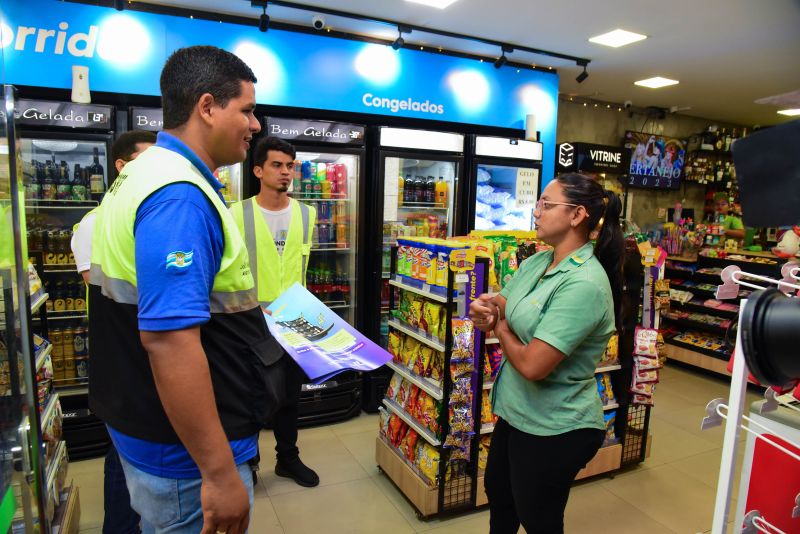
[272,355,306,462]
[484,418,605,534]
[103,443,141,534]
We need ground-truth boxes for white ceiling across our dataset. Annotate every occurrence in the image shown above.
[136,0,800,127]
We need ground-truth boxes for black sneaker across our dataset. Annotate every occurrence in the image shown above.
[275,457,320,487]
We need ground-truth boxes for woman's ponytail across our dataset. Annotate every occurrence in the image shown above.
[594,190,624,329]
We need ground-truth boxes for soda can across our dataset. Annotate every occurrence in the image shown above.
[301,160,313,179]
[62,328,75,358]
[50,328,64,359]
[301,178,313,197]
[320,180,331,199]
[334,164,348,196]
[73,326,88,357]
[317,223,330,245]
[337,223,348,248]
[318,201,331,223]
[75,356,89,379]
[316,162,327,182]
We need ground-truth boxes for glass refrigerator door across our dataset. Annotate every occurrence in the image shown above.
[289,151,358,326]
[216,162,243,204]
[1,87,47,532]
[379,156,457,346]
[20,137,108,203]
[474,163,538,231]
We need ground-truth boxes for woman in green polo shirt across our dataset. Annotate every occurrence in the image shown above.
[469,173,623,533]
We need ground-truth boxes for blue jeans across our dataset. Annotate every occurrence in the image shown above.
[104,444,141,534]
[118,457,254,534]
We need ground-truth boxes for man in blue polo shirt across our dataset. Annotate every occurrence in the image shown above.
[89,46,270,534]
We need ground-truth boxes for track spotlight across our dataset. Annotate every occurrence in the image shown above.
[114,0,124,11]
[259,5,270,32]
[494,45,513,69]
[576,65,588,83]
[392,25,411,51]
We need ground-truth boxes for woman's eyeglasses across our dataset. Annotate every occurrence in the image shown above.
[536,198,579,211]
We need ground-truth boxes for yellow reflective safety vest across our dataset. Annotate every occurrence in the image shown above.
[88,145,270,443]
[229,197,315,306]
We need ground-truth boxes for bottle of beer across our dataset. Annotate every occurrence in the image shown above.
[41,161,56,200]
[89,146,105,194]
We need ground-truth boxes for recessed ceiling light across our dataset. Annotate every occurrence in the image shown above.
[406,0,459,8]
[589,29,647,48]
[777,108,800,116]
[635,76,679,89]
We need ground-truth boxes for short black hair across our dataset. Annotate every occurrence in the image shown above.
[252,136,296,167]
[159,46,257,130]
[112,130,157,163]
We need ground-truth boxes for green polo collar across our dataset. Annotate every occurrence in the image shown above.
[543,241,595,276]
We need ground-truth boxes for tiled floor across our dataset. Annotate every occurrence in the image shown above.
[73,363,764,533]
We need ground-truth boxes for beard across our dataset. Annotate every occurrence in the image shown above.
[277,185,289,193]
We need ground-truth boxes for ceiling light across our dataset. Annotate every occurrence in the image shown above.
[493,54,507,69]
[575,65,588,83]
[635,76,679,89]
[391,25,411,51]
[777,108,800,116]
[258,5,269,32]
[406,0,460,8]
[589,29,647,48]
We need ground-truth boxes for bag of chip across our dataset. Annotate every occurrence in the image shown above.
[439,309,447,342]
[636,354,662,371]
[481,390,495,425]
[386,373,402,401]
[379,407,391,437]
[399,290,413,323]
[406,385,421,416]
[450,360,474,379]
[388,331,403,361]
[634,326,659,357]
[418,395,441,435]
[399,428,419,461]
[405,343,421,373]
[429,350,444,382]
[396,379,411,408]
[387,415,407,445]
[630,381,656,397]
[449,376,472,405]
[478,436,491,470]
[416,443,440,484]
[604,410,616,442]
[409,298,423,329]
[414,347,434,377]
[422,302,441,339]
[449,404,473,434]
[402,338,420,368]
[451,318,475,356]
[487,345,503,377]
[632,393,654,406]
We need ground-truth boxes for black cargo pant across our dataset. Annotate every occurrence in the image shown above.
[484,418,605,534]
[251,353,307,469]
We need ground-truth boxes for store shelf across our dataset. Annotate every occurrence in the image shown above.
[288,195,350,202]
[40,393,60,432]
[664,342,731,376]
[311,246,351,252]
[322,301,350,310]
[381,272,391,279]
[603,402,619,411]
[36,312,87,321]
[670,299,738,318]
[30,292,48,314]
[375,437,438,517]
[27,199,98,208]
[482,380,494,390]
[42,264,78,273]
[45,440,67,490]
[485,337,499,345]
[595,364,622,373]
[575,443,623,481]
[397,203,448,211]
[480,423,495,435]
[388,277,449,304]
[35,343,53,371]
[54,385,88,397]
[388,318,445,353]
[386,360,443,400]
[669,283,718,296]
[664,338,730,361]
[382,398,440,446]
[661,315,730,336]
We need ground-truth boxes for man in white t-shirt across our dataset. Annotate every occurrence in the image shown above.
[71,130,157,283]
[69,129,155,534]
[229,136,318,487]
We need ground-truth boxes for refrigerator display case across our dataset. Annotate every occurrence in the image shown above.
[17,99,116,461]
[373,127,465,348]
[265,117,366,425]
[466,135,543,232]
[130,107,245,204]
[1,86,78,534]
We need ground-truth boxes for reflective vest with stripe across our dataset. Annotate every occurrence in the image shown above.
[229,197,315,307]
[88,146,271,443]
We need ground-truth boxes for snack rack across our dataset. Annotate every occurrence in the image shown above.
[376,247,490,518]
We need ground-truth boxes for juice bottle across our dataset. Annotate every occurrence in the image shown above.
[292,160,302,193]
[435,176,448,207]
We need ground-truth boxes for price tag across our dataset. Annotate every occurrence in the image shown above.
[515,167,539,208]
[455,273,469,283]
[449,249,475,272]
